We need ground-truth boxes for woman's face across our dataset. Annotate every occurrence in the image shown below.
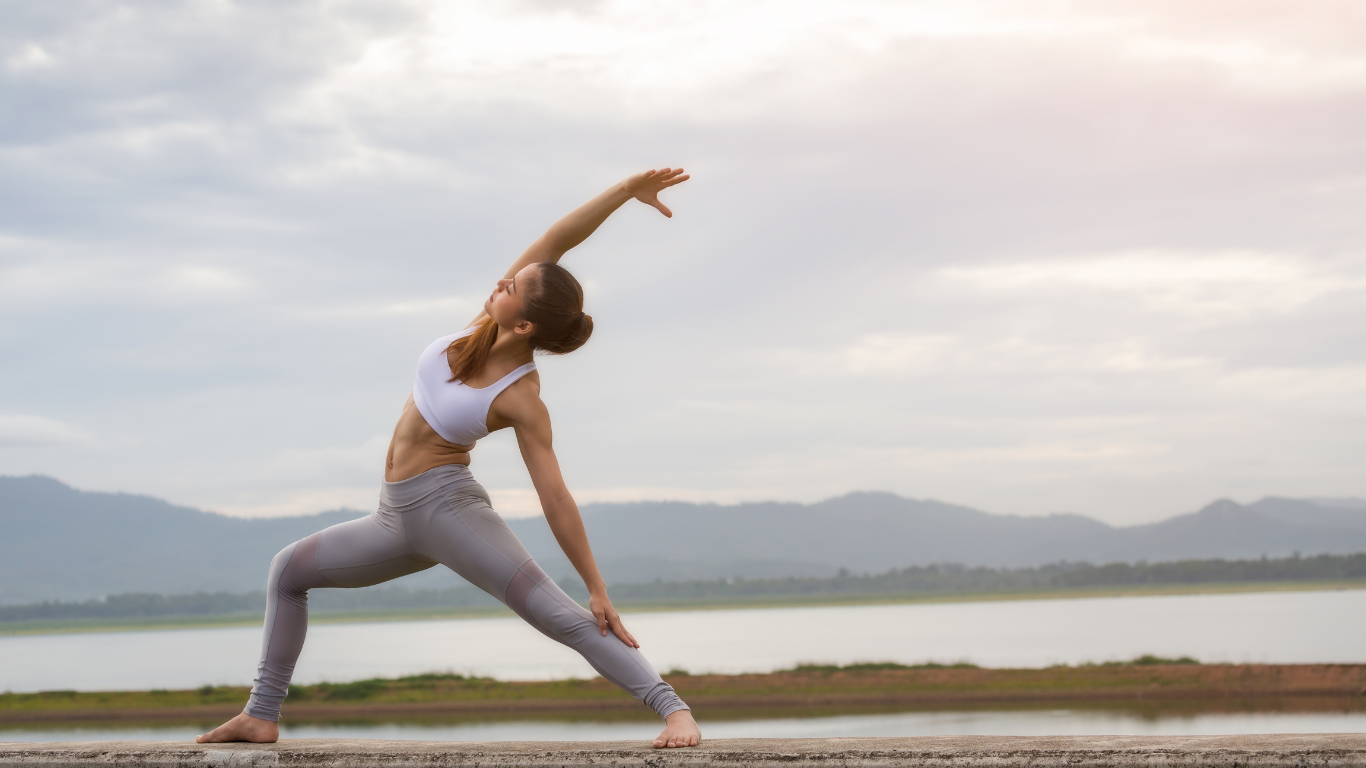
[485,263,538,330]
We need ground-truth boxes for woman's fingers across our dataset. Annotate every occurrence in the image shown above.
[636,168,686,187]
[628,168,686,216]
[596,610,609,637]
[650,169,682,185]
[608,613,640,647]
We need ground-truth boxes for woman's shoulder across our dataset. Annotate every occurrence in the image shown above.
[489,370,545,423]
[503,368,542,399]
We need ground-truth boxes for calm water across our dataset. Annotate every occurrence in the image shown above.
[2,589,1361,694]
[5,710,1366,742]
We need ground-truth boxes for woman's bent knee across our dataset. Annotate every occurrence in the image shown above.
[268,544,296,576]
[266,542,299,586]
[268,534,326,602]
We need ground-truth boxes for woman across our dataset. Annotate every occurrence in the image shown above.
[196,168,701,749]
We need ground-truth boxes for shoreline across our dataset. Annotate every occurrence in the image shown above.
[4,663,1365,727]
[3,580,1362,637]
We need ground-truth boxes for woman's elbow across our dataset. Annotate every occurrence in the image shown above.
[539,490,578,518]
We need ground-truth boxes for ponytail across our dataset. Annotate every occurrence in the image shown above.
[445,316,499,383]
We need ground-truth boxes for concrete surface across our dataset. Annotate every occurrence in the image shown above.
[2,735,1365,768]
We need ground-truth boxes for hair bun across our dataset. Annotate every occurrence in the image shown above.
[522,262,593,355]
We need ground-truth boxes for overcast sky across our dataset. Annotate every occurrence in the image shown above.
[2,0,1364,525]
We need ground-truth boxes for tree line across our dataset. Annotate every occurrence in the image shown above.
[570,551,1366,602]
[3,551,1362,623]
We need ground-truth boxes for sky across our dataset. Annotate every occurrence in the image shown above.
[2,0,1364,525]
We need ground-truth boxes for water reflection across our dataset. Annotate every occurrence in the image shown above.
[6,698,1365,743]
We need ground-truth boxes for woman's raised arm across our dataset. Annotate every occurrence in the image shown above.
[467,168,689,327]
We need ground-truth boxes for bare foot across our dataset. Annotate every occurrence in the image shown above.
[652,709,701,748]
[195,711,279,743]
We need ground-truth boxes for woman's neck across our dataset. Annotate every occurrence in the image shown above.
[488,325,534,368]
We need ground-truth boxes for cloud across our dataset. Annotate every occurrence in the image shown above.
[0,414,94,447]
[1,0,1364,526]
[938,251,1366,318]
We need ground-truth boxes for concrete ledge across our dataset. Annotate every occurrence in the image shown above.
[2,736,1364,768]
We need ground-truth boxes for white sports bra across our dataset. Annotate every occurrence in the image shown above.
[412,327,537,446]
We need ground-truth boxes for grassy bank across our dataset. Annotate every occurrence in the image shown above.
[3,579,1363,636]
[4,660,1365,726]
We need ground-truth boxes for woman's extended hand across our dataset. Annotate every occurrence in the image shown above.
[590,591,641,648]
[623,168,690,218]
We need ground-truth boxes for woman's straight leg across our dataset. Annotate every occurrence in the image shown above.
[243,510,436,721]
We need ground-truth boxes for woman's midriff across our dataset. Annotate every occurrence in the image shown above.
[385,394,475,482]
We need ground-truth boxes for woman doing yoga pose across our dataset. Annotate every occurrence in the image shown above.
[196,168,701,749]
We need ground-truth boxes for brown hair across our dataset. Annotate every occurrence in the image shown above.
[445,263,593,382]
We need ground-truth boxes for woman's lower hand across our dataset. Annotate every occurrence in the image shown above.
[590,592,640,648]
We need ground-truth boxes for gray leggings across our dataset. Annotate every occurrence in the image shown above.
[244,464,688,722]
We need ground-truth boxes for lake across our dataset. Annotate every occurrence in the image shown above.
[2,589,1361,694]
[5,709,1366,742]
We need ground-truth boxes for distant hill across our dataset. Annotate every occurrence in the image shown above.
[514,494,1366,586]
[0,476,361,604]
[1,475,1364,604]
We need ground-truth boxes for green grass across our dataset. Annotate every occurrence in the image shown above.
[3,580,1363,637]
[1107,654,1200,666]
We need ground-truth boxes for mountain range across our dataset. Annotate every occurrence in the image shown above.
[2,474,1363,604]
